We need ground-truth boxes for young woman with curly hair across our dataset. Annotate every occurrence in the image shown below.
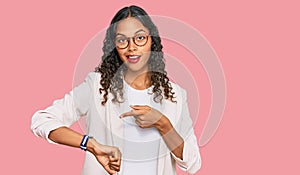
[31,5,201,175]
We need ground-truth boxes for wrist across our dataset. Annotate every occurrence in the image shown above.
[86,137,97,153]
[156,115,173,134]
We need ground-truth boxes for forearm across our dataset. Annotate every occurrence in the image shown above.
[156,116,184,160]
[49,126,98,155]
[48,126,85,149]
[49,127,121,174]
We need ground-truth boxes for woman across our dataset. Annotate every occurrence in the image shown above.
[31,5,201,175]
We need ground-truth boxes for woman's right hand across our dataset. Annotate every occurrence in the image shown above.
[87,138,122,174]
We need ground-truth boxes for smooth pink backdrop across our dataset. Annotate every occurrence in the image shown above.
[1,0,299,174]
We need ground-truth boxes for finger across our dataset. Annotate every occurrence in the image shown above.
[120,109,145,118]
[131,106,152,114]
[135,119,142,126]
[110,161,119,169]
[109,160,120,168]
[119,110,135,118]
[109,156,120,163]
[109,153,121,171]
[130,105,151,110]
[135,120,148,128]
[109,148,121,162]
[109,163,120,172]
[114,148,122,160]
[109,158,121,164]
[133,115,140,120]
[109,149,118,158]
[109,156,119,162]
[103,164,117,175]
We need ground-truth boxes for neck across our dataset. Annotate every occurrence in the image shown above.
[124,69,151,90]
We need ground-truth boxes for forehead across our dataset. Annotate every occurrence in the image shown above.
[115,17,149,36]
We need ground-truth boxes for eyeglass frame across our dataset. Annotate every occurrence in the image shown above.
[114,33,150,49]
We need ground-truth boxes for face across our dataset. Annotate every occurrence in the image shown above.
[115,17,152,74]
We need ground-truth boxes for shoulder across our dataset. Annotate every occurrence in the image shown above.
[84,72,101,85]
[79,72,101,91]
[86,71,101,80]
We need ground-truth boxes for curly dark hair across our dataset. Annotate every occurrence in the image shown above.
[95,5,176,105]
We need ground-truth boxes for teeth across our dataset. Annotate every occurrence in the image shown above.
[128,55,140,59]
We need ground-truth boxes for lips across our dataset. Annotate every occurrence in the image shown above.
[126,55,141,63]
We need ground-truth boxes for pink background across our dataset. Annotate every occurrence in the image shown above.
[1,0,299,174]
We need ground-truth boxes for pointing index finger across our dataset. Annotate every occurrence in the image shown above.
[119,111,134,118]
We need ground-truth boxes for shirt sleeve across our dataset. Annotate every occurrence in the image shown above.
[30,72,96,143]
[171,88,202,174]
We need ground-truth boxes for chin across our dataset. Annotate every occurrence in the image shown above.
[126,64,149,73]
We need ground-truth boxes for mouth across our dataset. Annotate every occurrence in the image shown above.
[126,55,141,63]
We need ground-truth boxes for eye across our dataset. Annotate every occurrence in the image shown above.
[135,35,146,41]
[116,37,127,43]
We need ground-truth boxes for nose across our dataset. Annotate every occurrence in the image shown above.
[127,38,137,51]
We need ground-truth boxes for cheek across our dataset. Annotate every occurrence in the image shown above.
[143,52,151,61]
[142,41,152,54]
[116,49,126,62]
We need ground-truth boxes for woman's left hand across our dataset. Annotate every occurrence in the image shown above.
[120,105,163,128]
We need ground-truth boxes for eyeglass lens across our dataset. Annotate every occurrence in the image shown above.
[115,34,148,49]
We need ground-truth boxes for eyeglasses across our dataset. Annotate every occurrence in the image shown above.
[114,33,150,49]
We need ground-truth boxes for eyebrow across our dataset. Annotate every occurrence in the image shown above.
[116,29,147,37]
